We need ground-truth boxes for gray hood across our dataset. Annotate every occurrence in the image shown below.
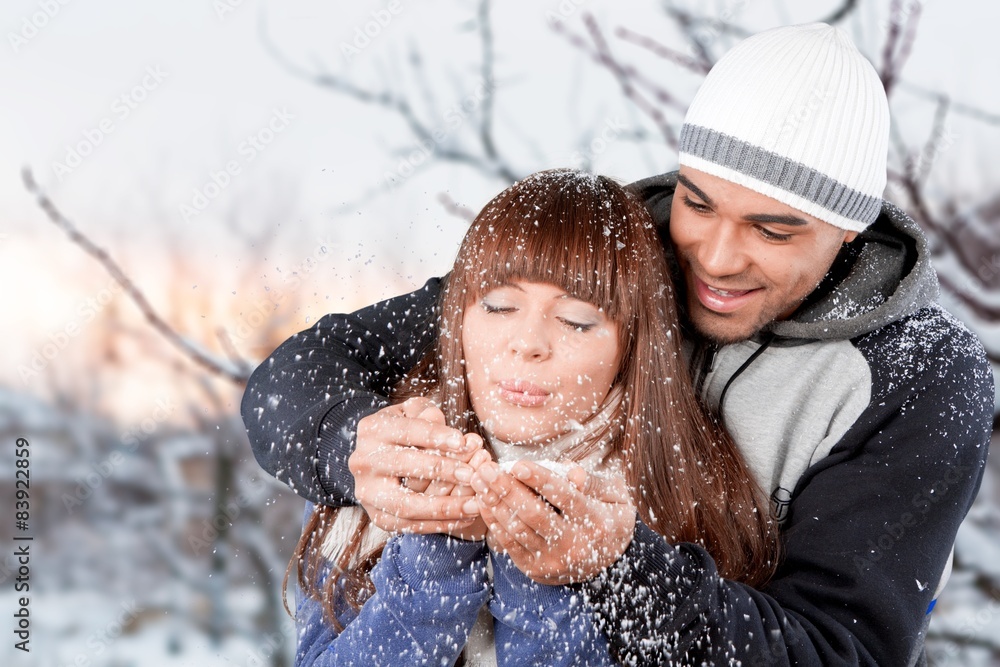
[630,171,940,342]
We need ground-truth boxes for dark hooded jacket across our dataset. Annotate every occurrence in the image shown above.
[241,171,993,666]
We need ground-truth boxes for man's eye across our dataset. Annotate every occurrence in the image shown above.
[757,226,793,242]
[682,195,711,213]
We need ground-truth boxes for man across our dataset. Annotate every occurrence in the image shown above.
[242,24,993,665]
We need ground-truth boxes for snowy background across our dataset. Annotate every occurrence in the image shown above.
[1,0,998,665]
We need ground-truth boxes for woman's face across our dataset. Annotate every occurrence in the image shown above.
[462,281,621,445]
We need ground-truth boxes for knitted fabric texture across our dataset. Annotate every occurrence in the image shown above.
[679,22,890,232]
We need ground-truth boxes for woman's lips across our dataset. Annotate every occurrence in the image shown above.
[692,274,761,313]
[497,379,550,407]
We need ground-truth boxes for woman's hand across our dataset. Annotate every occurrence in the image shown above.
[423,447,491,541]
[349,397,482,535]
[472,461,636,585]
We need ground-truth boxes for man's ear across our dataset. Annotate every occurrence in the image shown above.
[843,230,859,243]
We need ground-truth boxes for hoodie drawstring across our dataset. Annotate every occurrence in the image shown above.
[717,332,776,429]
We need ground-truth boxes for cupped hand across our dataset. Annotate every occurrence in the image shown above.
[472,461,636,584]
[348,397,482,535]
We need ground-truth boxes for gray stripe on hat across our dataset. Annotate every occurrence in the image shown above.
[679,124,882,225]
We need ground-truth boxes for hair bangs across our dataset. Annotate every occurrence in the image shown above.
[454,170,642,322]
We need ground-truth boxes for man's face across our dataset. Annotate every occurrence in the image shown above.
[671,167,858,344]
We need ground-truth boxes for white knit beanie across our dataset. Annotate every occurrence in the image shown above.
[678,23,890,233]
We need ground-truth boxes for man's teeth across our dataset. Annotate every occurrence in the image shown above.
[708,286,743,297]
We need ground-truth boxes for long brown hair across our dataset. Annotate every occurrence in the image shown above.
[285,169,779,628]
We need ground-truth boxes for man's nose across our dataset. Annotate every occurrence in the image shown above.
[696,221,750,277]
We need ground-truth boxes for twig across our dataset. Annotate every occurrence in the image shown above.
[615,26,711,75]
[577,15,678,150]
[820,0,859,24]
[926,628,1000,655]
[216,328,255,378]
[897,81,1000,126]
[880,0,921,97]
[917,96,950,186]
[437,192,476,223]
[880,0,903,93]
[22,168,250,385]
[662,5,716,71]
[478,0,499,164]
[935,272,1000,327]
[259,7,518,184]
[553,22,688,113]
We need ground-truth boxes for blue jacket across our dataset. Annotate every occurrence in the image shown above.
[294,522,614,666]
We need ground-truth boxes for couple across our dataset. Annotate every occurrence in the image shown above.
[286,167,778,666]
[243,23,993,666]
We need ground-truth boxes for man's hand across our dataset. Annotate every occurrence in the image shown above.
[471,461,636,585]
[349,397,482,534]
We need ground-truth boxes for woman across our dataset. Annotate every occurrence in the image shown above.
[285,169,779,666]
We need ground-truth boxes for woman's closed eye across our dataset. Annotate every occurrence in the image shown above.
[481,301,515,314]
[557,317,595,332]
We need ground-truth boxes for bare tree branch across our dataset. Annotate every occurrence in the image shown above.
[478,0,500,164]
[880,0,904,94]
[615,26,711,75]
[935,272,1000,331]
[552,22,689,116]
[917,95,950,186]
[259,7,519,185]
[821,0,859,24]
[436,192,476,223]
[661,4,716,71]
[548,15,681,152]
[22,167,250,385]
[216,327,255,378]
[880,0,922,97]
[886,94,1000,283]
[897,81,1000,126]
[583,15,678,150]
[925,628,1000,656]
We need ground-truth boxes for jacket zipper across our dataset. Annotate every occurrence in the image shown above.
[694,343,718,398]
